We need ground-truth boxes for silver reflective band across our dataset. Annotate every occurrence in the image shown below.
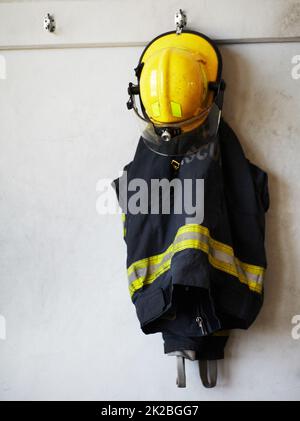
[127,224,265,296]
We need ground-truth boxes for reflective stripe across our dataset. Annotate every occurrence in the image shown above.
[170,101,182,117]
[127,224,265,297]
[151,101,160,117]
[121,213,126,237]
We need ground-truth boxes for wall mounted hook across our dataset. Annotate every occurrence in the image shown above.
[44,13,55,33]
[175,9,187,34]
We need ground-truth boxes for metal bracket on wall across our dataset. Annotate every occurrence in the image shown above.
[175,9,187,35]
[44,13,55,33]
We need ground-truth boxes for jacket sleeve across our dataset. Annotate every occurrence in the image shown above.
[218,119,270,328]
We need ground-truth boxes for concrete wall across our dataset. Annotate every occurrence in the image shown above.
[0,0,300,400]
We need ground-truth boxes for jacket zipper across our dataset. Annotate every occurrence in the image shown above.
[195,315,207,335]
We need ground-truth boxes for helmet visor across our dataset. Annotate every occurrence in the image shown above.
[135,102,221,157]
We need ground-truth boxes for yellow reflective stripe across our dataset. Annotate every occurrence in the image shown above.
[127,250,173,284]
[127,243,173,277]
[181,224,233,255]
[127,224,209,276]
[121,213,126,237]
[127,224,265,297]
[208,254,263,294]
[170,101,182,117]
[172,239,263,294]
[211,256,263,294]
[176,224,264,277]
[129,257,171,297]
[210,237,234,256]
[177,224,209,236]
[239,260,264,276]
[173,238,209,254]
[151,101,160,117]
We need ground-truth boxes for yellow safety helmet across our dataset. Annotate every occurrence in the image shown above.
[127,30,225,152]
[140,47,209,128]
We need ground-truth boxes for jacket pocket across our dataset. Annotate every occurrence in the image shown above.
[135,287,166,327]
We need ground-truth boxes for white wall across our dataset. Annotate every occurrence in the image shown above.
[0,0,300,400]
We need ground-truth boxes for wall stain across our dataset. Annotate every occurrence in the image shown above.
[280,0,300,36]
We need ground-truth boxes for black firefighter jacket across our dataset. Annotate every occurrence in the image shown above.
[114,119,269,360]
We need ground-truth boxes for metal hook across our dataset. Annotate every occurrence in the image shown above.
[175,9,187,35]
[44,13,55,33]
